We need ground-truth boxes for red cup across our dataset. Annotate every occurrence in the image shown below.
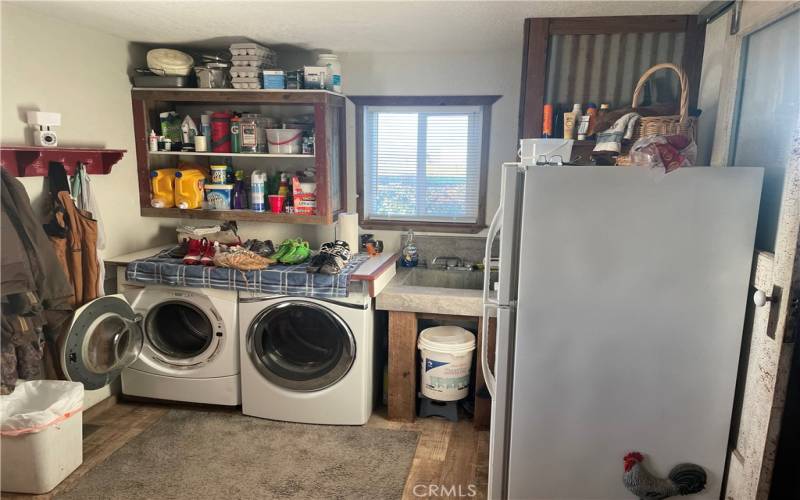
[268,194,285,213]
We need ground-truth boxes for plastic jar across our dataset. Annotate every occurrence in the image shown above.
[315,54,342,93]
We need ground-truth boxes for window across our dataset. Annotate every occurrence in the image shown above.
[352,96,499,232]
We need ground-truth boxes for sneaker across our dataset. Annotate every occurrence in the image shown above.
[269,239,297,261]
[280,240,311,265]
[167,238,190,258]
[308,240,351,274]
[182,238,203,265]
[200,239,216,266]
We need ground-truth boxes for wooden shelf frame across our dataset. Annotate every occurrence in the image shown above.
[518,15,706,142]
[131,88,347,225]
[148,151,314,159]
[0,146,125,177]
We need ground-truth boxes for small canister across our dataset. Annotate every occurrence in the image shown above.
[194,135,208,152]
[210,111,232,153]
[230,116,241,153]
[240,114,258,153]
[210,164,227,184]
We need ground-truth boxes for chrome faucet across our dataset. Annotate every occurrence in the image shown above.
[431,256,464,270]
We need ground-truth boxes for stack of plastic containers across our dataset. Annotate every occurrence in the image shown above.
[229,43,277,89]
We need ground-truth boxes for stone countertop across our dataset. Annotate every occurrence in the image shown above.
[376,267,493,317]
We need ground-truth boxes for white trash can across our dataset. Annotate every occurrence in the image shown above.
[418,326,476,401]
[1,380,84,494]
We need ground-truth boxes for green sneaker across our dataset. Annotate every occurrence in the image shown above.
[270,239,296,261]
[280,240,311,265]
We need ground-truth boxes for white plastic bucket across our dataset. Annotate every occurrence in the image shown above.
[1,381,84,494]
[266,128,303,154]
[417,326,476,401]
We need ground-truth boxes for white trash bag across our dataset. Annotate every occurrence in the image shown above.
[0,380,83,436]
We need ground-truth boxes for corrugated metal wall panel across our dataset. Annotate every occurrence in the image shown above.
[545,31,686,109]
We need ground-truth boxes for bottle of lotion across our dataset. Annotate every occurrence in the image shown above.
[149,130,158,152]
[571,104,582,139]
[564,110,576,140]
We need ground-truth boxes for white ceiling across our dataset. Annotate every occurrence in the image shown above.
[11,0,706,53]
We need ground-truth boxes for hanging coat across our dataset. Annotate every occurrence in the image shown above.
[44,162,100,307]
[0,167,73,393]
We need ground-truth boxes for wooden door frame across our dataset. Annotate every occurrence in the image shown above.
[709,4,800,498]
[518,15,706,140]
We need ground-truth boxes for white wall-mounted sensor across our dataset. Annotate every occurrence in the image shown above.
[26,111,61,147]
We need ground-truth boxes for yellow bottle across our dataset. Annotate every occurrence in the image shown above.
[150,168,178,208]
[174,169,206,209]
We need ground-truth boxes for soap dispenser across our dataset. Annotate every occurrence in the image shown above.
[400,229,419,267]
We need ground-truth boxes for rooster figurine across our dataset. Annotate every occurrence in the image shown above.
[622,451,707,499]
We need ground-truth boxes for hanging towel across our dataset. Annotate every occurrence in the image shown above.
[70,164,106,296]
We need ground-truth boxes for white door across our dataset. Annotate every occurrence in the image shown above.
[705,2,800,498]
[59,294,144,390]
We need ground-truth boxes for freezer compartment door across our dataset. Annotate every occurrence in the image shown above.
[506,166,763,500]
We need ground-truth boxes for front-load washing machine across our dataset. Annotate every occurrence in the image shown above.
[59,284,240,405]
[239,291,374,425]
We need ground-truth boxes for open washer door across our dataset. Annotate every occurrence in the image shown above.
[61,294,144,390]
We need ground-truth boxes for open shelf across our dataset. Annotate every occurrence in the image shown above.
[131,88,344,105]
[0,146,126,177]
[148,151,314,159]
[141,207,336,225]
[132,88,346,225]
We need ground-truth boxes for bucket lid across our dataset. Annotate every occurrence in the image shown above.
[418,326,475,353]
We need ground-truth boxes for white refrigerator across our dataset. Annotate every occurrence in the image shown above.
[481,165,763,500]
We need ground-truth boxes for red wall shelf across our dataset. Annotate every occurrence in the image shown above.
[0,146,126,177]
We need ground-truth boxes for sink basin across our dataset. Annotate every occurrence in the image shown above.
[377,266,498,316]
[402,267,496,290]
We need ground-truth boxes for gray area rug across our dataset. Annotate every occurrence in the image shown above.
[59,410,419,500]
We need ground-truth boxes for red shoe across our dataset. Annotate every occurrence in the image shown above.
[182,238,203,265]
[200,239,216,266]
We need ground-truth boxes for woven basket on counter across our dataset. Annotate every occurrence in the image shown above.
[617,63,697,166]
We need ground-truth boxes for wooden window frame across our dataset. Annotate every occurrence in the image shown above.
[350,95,500,233]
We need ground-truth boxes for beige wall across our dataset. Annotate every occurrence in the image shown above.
[2,3,522,257]
[335,50,522,253]
[1,3,173,258]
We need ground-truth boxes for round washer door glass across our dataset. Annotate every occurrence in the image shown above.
[248,301,355,392]
[62,295,144,390]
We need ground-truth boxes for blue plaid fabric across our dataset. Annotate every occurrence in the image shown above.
[126,252,369,298]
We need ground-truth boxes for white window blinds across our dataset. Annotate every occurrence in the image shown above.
[363,105,484,223]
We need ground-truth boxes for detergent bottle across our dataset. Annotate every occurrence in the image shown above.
[174,169,206,209]
[150,168,178,208]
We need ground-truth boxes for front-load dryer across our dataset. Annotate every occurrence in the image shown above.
[59,284,240,405]
[239,291,374,425]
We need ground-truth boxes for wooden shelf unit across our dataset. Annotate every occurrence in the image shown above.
[131,88,347,224]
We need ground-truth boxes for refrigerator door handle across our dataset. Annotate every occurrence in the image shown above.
[481,204,503,398]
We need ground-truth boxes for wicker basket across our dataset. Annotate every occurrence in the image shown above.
[632,63,696,142]
[617,63,697,166]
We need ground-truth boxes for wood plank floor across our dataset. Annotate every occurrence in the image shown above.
[2,398,489,500]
